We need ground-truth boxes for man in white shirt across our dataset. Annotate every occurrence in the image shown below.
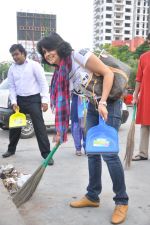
[2,44,54,165]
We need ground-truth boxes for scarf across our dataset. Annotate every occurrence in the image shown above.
[50,56,72,143]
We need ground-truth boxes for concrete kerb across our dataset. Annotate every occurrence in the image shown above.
[0,180,25,225]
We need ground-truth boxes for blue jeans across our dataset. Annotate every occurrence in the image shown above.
[71,119,86,151]
[85,100,129,205]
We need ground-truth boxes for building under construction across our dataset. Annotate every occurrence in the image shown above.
[17,11,56,54]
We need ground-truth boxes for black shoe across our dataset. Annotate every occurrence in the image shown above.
[132,155,148,161]
[48,158,54,166]
[2,151,15,158]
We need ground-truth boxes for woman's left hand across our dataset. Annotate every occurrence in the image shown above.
[98,104,108,121]
[53,132,61,144]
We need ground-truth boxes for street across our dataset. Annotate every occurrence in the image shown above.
[0,107,150,225]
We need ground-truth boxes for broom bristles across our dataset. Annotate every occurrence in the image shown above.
[13,165,45,208]
[124,121,135,169]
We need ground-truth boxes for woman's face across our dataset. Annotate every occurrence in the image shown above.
[42,48,61,65]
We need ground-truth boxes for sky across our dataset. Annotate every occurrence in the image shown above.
[0,0,93,62]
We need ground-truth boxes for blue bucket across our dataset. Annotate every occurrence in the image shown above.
[86,116,119,154]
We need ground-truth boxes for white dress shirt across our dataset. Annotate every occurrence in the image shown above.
[7,58,49,104]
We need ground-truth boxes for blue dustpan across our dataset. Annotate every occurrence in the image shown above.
[86,116,119,154]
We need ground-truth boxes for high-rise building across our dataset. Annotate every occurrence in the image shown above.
[93,0,150,48]
[17,11,56,53]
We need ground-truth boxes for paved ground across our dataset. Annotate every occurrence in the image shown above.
[0,107,150,225]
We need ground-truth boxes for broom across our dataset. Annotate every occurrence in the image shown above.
[124,104,137,169]
[12,143,60,208]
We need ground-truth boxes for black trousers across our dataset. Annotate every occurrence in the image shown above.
[8,94,50,158]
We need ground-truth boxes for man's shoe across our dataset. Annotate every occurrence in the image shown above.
[2,151,15,158]
[48,158,54,166]
[111,205,128,224]
[70,196,99,208]
[132,155,148,161]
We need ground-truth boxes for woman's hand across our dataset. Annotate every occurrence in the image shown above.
[53,132,61,144]
[98,104,108,121]
[132,92,138,105]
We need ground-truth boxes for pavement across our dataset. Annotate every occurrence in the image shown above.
[0,106,150,225]
[0,180,25,225]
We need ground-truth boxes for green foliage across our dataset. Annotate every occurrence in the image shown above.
[127,58,138,89]
[43,64,54,73]
[0,62,11,81]
[94,44,137,88]
[134,41,150,59]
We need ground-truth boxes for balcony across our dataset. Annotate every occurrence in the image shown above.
[114,0,124,5]
[114,8,124,13]
[114,31,123,35]
[114,16,124,21]
[113,24,123,28]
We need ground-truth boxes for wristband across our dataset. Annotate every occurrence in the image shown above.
[99,101,107,107]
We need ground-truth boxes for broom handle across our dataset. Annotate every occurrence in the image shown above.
[42,143,60,167]
[132,104,137,121]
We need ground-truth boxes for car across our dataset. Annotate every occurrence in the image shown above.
[0,73,55,139]
[0,76,129,138]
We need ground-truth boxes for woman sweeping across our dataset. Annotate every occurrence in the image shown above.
[37,32,129,224]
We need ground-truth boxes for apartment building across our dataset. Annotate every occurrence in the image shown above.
[93,0,150,48]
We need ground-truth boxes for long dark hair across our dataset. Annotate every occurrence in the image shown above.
[37,33,73,65]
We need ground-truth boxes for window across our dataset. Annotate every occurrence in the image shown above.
[126,1,131,5]
[125,23,130,27]
[106,14,112,18]
[125,38,130,40]
[137,8,140,13]
[116,15,121,18]
[106,0,112,2]
[106,21,111,26]
[115,37,120,40]
[125,8,131,13]
[115,30,120,33]
[106,29,111,33]
[125,16,130,20]
[116,22,121,26]
[105,36,111,40]
[125,30,130,34]
[106,7,112,11]
[136,31,139,35]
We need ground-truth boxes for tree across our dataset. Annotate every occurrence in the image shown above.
[134,41,150,59]
[0,62,11,81]
[94,44,136,88]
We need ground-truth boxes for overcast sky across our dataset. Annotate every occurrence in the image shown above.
[0,0,93,61]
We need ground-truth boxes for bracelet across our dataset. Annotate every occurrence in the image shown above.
[98,101,107,107]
